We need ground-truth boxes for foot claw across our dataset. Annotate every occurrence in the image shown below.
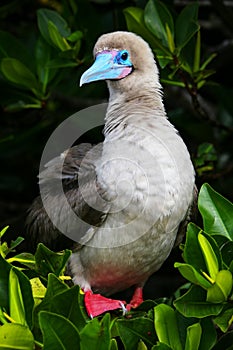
[120,301,128,315]
[84,291,126,318]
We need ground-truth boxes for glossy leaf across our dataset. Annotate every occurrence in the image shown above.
[12,268,34,329]
[1,58,39,90]
[110,338,118,350]
[37,9,71,47]
[165,23,175,53]
[117,317,157,350]
[43,273,69,300]
[193,30,201,72]
[198,232,219,280]
[123,7,170,55]
[67,30,83,42]
[35,243,71,277]
[48,20,71,51]
[0,255,11,312]
[183,223,207,271]
[144,0,174,48]
[174,262,211,289]
[50,285,86,331]
[80,314,110,350]
[198,183,233,240]
[154,304,182,350]
[174,285,224,318]
[0,323,34,350]
[199,318,217,350]
[207,270,233,303]
[214,307,233,332]
[39,311,80,350]
[175,3,199,49]
[185,322,202,350]
[9,269,26,326]
[137,340,148,350]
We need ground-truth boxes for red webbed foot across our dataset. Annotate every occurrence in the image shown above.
[126,286,144,311]
[84,290,127,318]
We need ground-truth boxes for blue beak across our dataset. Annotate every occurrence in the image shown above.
[80,52,132,86]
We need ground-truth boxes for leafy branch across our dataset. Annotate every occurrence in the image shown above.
[124,0,233,133]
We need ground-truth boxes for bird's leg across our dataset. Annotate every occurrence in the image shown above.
[126,286,144,311]
[84,290,127,318]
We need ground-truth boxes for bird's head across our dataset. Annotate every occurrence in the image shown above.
[80,31,159,89]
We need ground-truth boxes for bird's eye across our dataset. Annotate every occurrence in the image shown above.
[121,51,128,61]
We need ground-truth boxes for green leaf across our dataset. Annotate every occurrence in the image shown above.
[174,285,224,318]
[198,232,219,280]
[110,338,118,350]
[9,269,26,326]
[0,323,34,350]
[35,243,71,277]
[198,183,233,240]
[1,58,39,90]
[123,7,170,56]
[0,225,9,238]
[214,307,233,332]
[0,256,34,329]
[138,340,148,350]
[199,318,217,350]
[80,314,111,350]
[0,255,11,312]
[174,262,212,289]
[185,322,202,350]
[35,35,57,91]
[39,311,80,350]
[33,274,69,342]
[165,23,175,53]
[7,252,35,269]
[117,317,157,350]
[48,20,71,51]
[12,268,34,329]
[193,30,201,72]
[44,273,69,299]
[154,304,182,350]
[175,3,199,49]
[67,30,83,42]
[207,270,233,303]
[144,0,174,49]
[50,285,86,331]
[152,344,172,350]
[183,223,207,272]
[0,30,34,71]
[37,9,71,47]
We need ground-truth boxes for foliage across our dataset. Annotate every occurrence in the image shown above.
[0,183,232,349]
[124,1,215,90]
[0,8,83,111]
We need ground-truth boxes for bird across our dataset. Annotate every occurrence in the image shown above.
[26,31,196,318]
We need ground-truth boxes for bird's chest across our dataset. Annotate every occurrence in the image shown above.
[96,129,185,221]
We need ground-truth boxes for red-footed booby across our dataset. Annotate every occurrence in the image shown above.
[26,31,195,318]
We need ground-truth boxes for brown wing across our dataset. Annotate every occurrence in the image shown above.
[25,143,109,251]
